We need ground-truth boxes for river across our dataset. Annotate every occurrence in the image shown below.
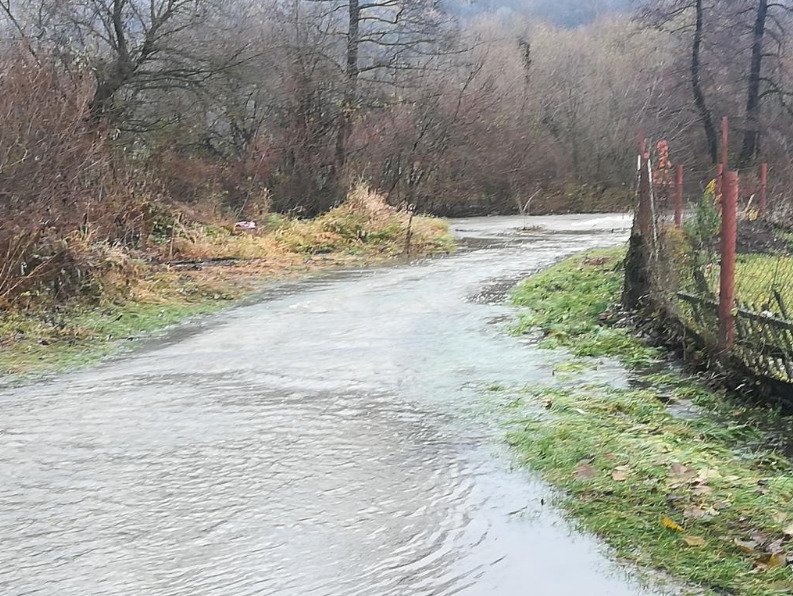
[0,215,669,595]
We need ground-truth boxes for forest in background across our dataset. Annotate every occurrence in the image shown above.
[0,0,792,308]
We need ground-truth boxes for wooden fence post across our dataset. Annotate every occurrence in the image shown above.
[719,171,738,352]
[674,164,684,227]
[716,116,729,198]
[759,162,768,215]
[637,141,652,240]
[623,138,653,309]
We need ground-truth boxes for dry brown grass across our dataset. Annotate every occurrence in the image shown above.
[9,183,451,313]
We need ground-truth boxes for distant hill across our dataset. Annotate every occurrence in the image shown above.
[448,0,633,27]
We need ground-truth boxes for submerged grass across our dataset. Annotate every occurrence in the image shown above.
[0,300,226,374]
[0,267,243,375]
[506,247,793,595]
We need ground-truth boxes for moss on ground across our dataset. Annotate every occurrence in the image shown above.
[506,248,793,596]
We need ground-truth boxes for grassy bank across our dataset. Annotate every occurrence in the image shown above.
[506,249,793,595]
[0,187,453,377]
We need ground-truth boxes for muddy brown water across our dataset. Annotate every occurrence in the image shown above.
[0,215,670,595]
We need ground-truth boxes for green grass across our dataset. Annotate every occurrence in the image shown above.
[512,247,660,367]
[0,298,233,376]
[506,384,793,595]
[506,247,793,595]
[733,254,793,310]
[687,251,793,311]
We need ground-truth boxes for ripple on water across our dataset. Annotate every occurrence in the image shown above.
[0,215,663,596]
[0,376,493,595]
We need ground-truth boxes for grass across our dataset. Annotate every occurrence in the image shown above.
[0,300,227,374]
[505,247,793,595]
[512,247,660,367]
[733,254,793,311]
[0,267,243,376]
[669,211,793,313]
[686,250,793,312]
[0,186,453,378]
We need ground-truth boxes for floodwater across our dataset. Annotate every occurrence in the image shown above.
[0,215,669,595]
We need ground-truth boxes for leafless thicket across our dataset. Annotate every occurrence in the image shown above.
[0,1,792,302]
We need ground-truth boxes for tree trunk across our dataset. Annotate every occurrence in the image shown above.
[88,70,126,122]
[691,0,718,164]
[738,0,768,166]
[335,0,360,171]
[623,155,653,310]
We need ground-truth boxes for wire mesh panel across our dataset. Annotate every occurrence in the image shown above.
[637,139,793,385]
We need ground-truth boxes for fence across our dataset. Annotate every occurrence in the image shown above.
[629,118,793,386]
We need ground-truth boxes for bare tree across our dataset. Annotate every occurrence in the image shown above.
[737,0,793,165]
[640,0,719,163]
[1,0,246,124]
[307,0,450,170]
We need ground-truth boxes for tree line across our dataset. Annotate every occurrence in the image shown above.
[0,0,791,229]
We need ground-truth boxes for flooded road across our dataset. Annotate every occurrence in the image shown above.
[0,215,665,595]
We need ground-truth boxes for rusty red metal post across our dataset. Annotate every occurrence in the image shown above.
[718,170,738,352]
[674,164,684,227]
[759,162,768,215]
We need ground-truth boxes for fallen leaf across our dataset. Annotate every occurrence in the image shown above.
[750,531,770,546]
[768,539,785,555]
[772,512,788,524]
[696,468,721,482]
[575,462,596,481]
[612,469,628,482]
[683,506,708,520]
[734,538,759,554]
[783,522,793,537]
[662,516,684,532]
[669,462,697,482]
[756,552,787,570]
[712,501,730,511]
[692,485,713,496]
[682,535,706,547]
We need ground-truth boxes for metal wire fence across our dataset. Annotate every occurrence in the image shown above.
[631,123,793,385]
